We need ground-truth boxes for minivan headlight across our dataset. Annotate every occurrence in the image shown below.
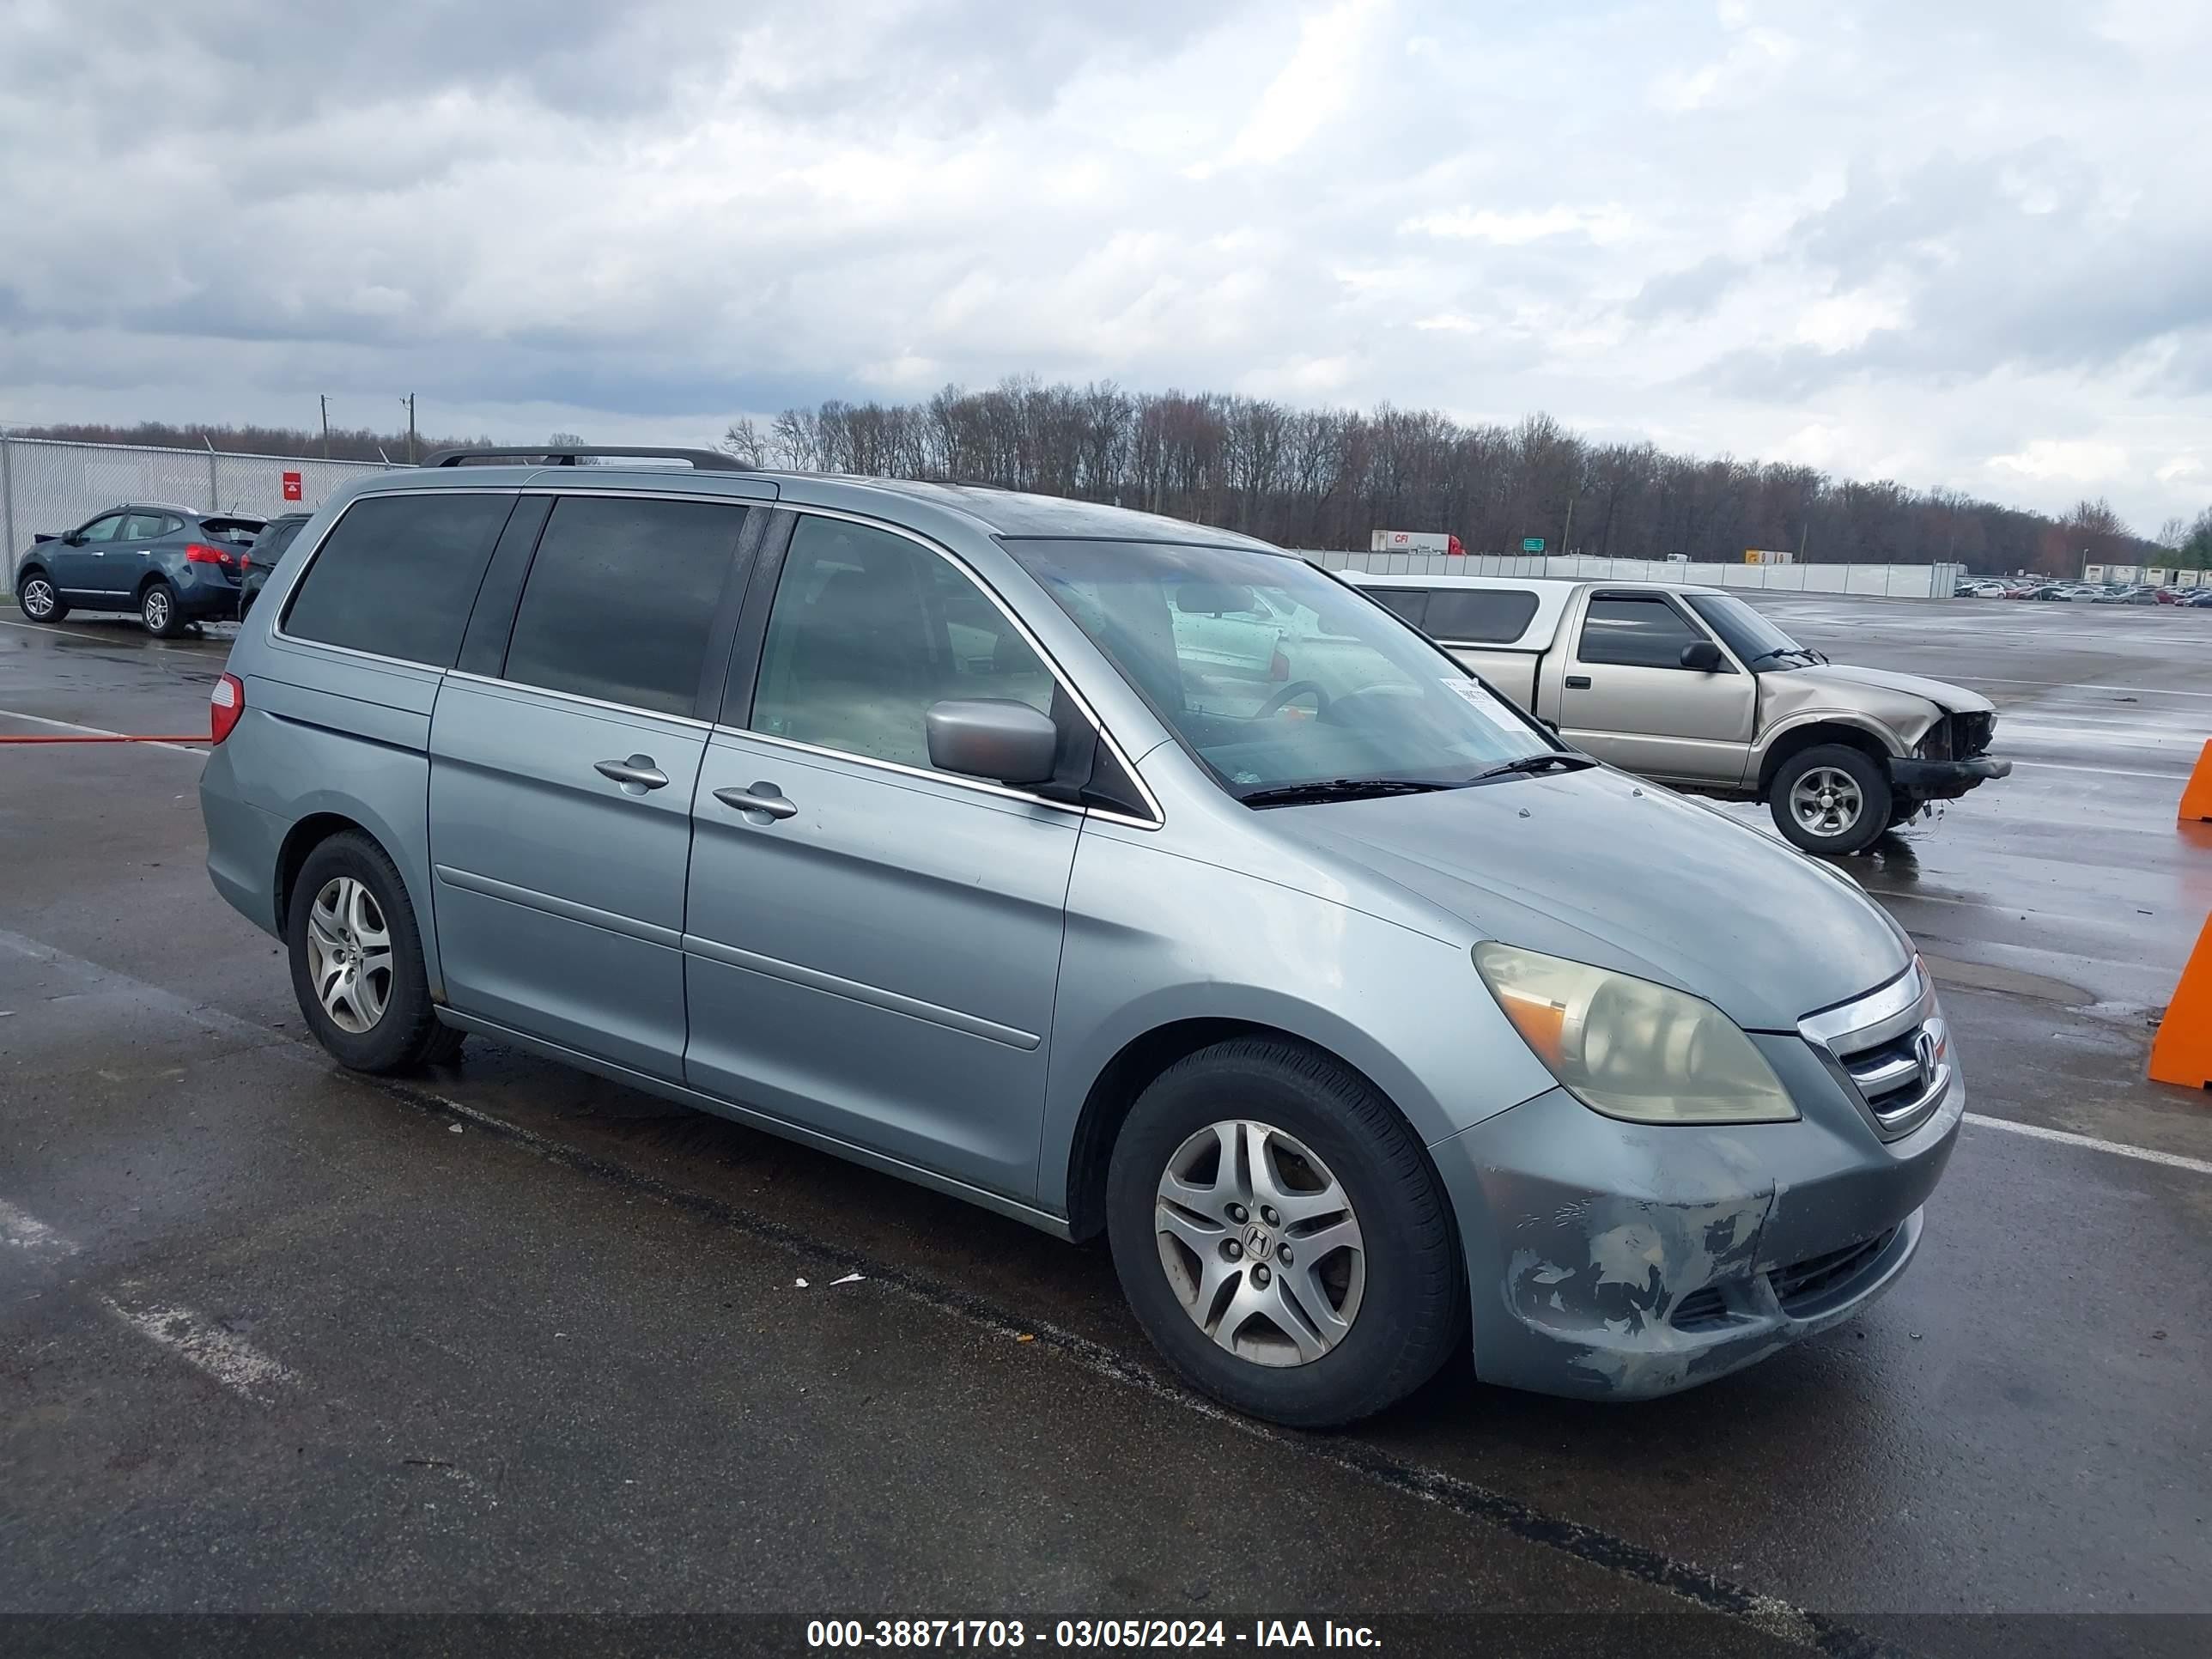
[1473,943,1797,1124]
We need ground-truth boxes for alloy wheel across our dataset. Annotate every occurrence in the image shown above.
[305,875,393,1034]
[21,578,57,618]
[1153,1119,1365,1368]
[143,589,171,631]
[1790,765,1863,838]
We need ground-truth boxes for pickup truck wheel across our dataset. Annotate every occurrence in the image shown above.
[1771,745,1890,855]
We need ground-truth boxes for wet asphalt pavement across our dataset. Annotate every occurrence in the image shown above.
[3,597,2209,1656]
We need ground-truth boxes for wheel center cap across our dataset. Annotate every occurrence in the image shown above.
[1244,1224,1273,1260]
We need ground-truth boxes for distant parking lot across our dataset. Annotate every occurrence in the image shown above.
[3,591,2209,1650]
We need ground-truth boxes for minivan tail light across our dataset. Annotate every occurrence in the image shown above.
[184,542,232,565]
[210,673,245,744]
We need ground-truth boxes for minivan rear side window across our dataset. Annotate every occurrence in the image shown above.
[501,496,746,718]
[283,494,510,666]
[1423,587,1539,643]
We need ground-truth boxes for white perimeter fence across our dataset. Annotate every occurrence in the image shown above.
[1301,548,1966,598]
[3,434,1967,604]
[2,437,392,594]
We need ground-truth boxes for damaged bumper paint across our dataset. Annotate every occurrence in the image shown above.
[1429,1034,1965,1401]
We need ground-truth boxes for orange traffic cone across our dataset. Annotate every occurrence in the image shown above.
[2183,739,2212,823]
[2149,911,2212,1091]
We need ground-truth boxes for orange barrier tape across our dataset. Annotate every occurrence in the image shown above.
[2149,910,2212,1091]
[2182,738,2212,823]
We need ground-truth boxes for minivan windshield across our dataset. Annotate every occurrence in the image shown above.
[1001,539,1558,800]
[1683,592,1818,669]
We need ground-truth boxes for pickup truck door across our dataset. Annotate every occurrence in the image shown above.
[1554,591,1754,784]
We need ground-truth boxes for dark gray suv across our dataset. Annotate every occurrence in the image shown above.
[14,502,264,635]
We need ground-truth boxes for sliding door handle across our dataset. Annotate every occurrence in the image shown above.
[595,755,669,792]
[715,783,798,821]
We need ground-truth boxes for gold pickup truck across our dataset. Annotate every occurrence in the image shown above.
[1344,573,2009,854]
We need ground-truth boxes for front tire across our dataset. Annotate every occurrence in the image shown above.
[141,579,186,638]
[1106,1038,1464,1428]
[17,570,68,622]
[286,832,449,1073]
[1771,744,1891,855]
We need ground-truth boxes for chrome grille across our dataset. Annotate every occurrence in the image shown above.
[1799,961,1952,1140]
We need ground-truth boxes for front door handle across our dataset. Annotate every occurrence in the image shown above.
[714,783,798,821]
[1565,674,1592,690]
[595,754,669,792]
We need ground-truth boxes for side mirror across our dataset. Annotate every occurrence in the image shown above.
[62,532,85,547]
[925,698,1058,786]
[1679,640,1724,672]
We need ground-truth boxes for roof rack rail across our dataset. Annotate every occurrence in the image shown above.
[420,446,751,471]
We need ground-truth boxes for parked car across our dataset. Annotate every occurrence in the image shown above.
[13,502,264,635]
[236,512,311,618]
[2092,585,2157,605]
[2154,587,2187,605]
[1344,574,2008,855]
[2026,584,2075,601]
[199,447,1963,1425]
[2187,589,2212,608]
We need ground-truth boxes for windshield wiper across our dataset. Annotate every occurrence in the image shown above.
[1239,777,1472,807]
[1747,646,1812,666]
[1468,752,1600,782]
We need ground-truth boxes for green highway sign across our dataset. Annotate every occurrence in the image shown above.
[1521,538,1546,553]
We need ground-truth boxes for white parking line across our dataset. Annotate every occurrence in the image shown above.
[98,1292,301,1402]
[1,1199,82,1259]
[1965,1113,2212,1177]
[2008,761,2185,781]
[0,706,207,757]
[1959,677,2212,699]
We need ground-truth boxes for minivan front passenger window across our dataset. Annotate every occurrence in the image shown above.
[749,517,1055,772]
[502,496,746,718]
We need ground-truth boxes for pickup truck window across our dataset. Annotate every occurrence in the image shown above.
[1577,595,1706,669]
[1425,588,1540,643]
[1367,589,1428,626]
[1683,592,1811,670]
[1005,539,1551,797]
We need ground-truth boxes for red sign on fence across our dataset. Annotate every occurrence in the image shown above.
[282,471,303,501]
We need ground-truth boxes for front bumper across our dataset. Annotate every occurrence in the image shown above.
[1889,755,2009,799]
[1429,1041,1964,1401]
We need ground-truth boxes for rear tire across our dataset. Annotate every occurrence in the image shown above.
[1106,1037,1464,1428]
[141,579,186,639]
[1770,744,1890,856]
[286,832,449,1074]
[17,570,67,622]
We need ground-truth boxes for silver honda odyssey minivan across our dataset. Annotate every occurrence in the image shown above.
[200,447,1962,1426]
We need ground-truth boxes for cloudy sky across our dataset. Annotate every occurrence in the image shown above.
[3,0,2205,528]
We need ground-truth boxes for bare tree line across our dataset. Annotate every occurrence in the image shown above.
[724,380,2176,575]
[18,402,2196,575]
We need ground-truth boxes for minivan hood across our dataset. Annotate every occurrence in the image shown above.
[1785,663,1992,715]
[1267,767,1910,1031]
